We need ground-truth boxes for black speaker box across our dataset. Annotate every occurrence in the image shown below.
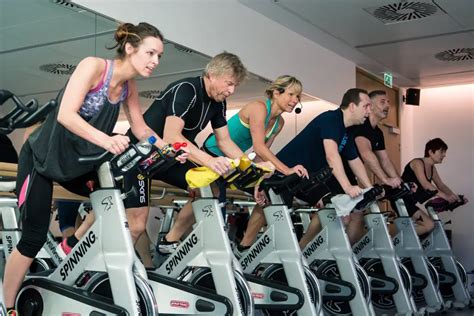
[405,88,420,105]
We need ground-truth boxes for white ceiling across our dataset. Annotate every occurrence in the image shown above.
[241,0,474,88]
[0,0,290,118]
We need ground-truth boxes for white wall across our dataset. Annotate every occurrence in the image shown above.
[75,0,355,105]
[400,83,474,270]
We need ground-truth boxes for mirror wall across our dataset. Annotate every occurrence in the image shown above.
[1,0,323,152]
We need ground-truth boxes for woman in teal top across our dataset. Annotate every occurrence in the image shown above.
[203,75,309,253]
[203,75,308,179]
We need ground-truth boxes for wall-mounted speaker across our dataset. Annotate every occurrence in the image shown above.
[405,88,421,106]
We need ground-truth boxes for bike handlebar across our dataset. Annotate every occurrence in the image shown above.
[354,185,384,210]
[260,166,332,195]
[78,142,186,180]
[426,195,466,213]
[380,183,412,201]
[0,89,57,134]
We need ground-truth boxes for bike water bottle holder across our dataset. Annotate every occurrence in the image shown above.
[110,142,151,177]
[110,142,186,178]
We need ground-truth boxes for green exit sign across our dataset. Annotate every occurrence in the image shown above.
[384,72,393,88]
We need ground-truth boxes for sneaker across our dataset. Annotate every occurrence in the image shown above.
[7,309,18,316]
[157,237,179,255]
[233,245,249,260]
[56,238,72,258]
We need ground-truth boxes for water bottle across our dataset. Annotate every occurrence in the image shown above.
[118,135,157,172]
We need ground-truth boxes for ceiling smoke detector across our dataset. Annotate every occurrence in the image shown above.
[39,63,76,75]
[139,90,162,99]
[435,48,474,61]
[365,1,438,25]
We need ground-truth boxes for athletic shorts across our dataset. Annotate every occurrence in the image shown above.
[123,160,197,209]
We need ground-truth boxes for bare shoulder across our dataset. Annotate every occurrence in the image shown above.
[76,57,106,75]
[245,100,266,114]
[410,159,424,170]
[240,100,266,119]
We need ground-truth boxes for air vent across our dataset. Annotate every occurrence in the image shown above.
[365,1,438,25]
[173,44,194,54]
[39,63,76,75]
[435,48,474,62]
[51,0,77,9]
[139,90,162,99]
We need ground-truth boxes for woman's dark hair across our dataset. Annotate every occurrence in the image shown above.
[110,22,163,59]
[424,138,448,157]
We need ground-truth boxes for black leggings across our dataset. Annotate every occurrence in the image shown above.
[16,143,96,258]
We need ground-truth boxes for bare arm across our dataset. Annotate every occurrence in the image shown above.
[248,105,304,176]
[163,116,210,164]
[324,139,362,197]
[432,167,458,201]
[57,57,129,154]
[163,116,230,175]
[375,149,399,178]
[214,125,245,159]
[355,136,390,182]
[347,158,372,188]
[123,79,167,148]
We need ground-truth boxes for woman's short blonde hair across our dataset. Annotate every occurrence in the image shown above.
[265,75,303,99]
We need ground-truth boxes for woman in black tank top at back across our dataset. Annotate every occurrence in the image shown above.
[399,138,467,236]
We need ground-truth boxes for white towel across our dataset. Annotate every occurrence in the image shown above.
[330,188,371,216]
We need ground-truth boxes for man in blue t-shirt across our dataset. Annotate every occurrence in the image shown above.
[236,88,373,255]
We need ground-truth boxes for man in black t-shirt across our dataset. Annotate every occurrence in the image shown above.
[349,90,408,236]
[351,90,402,188]
[125,52,249,252]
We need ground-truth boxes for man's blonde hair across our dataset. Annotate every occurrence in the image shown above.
[203,52,247,84]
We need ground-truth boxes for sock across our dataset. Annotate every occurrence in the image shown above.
[237,244,250,252]
[67,235,79,248]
